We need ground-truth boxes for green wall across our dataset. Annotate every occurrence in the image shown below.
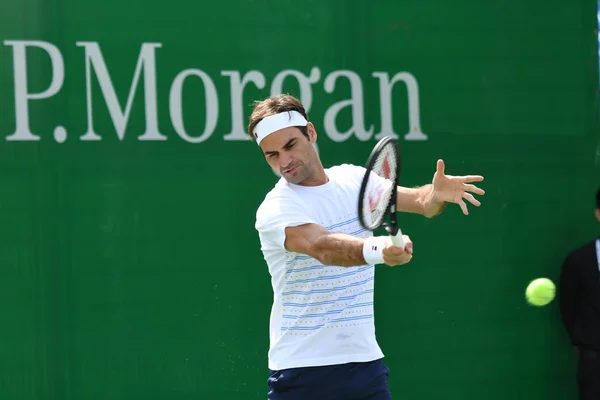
[0,0,598,398]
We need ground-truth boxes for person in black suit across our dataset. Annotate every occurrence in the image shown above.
[559,187,600,400]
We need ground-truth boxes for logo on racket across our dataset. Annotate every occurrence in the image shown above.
[382,157,391,179]
[369,189,382,212]
[367,179,394,213]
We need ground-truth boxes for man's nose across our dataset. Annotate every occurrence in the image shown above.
[280,153,292,168]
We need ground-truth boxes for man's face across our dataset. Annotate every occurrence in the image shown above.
[259,125,317,185]
[595,208,600,222]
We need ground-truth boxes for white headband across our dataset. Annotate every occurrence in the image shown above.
[252,111,308,145]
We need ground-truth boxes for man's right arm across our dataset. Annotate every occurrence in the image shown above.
[284,223,412,267]
[284,223,366,267]
[256,192,411,267]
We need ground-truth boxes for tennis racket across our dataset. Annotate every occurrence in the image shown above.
[357,136,405,249]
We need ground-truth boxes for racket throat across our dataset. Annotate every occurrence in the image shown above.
[385,225,399,236]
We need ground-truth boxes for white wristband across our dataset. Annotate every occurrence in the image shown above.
[363,236,387,265]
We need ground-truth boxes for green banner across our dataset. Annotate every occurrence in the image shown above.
[0,0,598,399]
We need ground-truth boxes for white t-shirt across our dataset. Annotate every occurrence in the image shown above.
[255,163,388,371]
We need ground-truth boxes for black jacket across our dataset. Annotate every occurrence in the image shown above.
[559,238,600,351]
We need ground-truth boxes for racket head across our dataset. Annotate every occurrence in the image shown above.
[357,136,401,235]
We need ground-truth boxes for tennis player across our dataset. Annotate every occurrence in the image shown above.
[249,94,485,400]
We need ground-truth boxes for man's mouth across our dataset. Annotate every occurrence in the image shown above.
[284,166,298,175]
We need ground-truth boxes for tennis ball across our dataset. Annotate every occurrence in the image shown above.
[525,278,556,306]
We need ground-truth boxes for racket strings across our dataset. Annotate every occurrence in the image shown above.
[362,144,397,229]
[373,145,397,181]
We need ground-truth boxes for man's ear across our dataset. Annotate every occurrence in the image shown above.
[307,122,317,143]
[595,208,600,223]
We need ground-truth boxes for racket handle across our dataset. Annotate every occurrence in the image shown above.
[390,229,406,249]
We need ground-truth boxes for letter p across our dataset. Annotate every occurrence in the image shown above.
[4,40,64,141]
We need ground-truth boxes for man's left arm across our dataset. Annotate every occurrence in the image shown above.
[396,184,446,218]
[396,160,484,218]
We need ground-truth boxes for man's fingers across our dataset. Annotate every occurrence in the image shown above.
[387,246,406,256]
[436,159,445,175]
[463,183,485,195]
[463,192,481,207]
[386,236,412,253]
[459,199,469,215]
[384,235,414,266]
[460,175,484,183]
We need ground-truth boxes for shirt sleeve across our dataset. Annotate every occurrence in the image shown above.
[255,193,317,252]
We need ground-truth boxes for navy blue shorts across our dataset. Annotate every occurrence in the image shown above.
[267,359,391,400]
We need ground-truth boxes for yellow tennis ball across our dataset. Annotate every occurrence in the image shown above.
[525,278,556,306]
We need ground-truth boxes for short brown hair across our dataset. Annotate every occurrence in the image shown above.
[247,94,309,141]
